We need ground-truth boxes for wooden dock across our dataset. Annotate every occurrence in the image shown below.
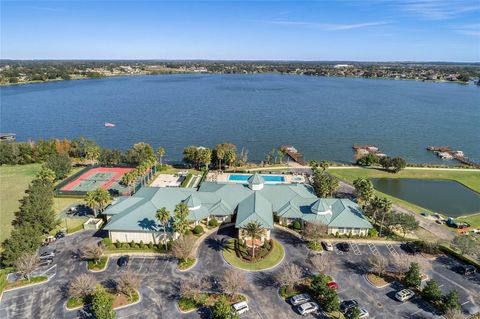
[0,133,16,141]
[280,145,306,165]
[427,146,480,168]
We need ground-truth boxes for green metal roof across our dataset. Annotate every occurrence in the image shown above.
[236,192,273,229]
[248,173,264,185]
[311,199,331,214]
[104,180,371,232]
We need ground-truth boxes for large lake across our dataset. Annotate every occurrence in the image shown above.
[1,74,479,163]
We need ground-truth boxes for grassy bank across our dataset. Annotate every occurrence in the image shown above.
[329,167,480,228]
[223,240,285,271]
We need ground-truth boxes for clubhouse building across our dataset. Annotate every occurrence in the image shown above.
[103,173,372,244]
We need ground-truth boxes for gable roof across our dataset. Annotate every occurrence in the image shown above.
[277,201,303,219]
[236,192,273,229]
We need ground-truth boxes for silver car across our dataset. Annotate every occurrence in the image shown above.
[290,293,311,306]
[395,289,415,302]
[296,302,319,316]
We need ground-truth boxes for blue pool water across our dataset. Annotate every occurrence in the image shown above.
[228,174,285,182]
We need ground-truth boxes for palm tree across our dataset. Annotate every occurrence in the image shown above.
[319,160,329,172]
[156,207,170,250]
[94,188,111,213]
[156,147,165,167]
[173,203,190,237]
[378,198,392,237]
[242,221,263,260]
[85,191,98,216]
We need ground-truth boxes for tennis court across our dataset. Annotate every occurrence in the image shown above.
[60,167,133,193]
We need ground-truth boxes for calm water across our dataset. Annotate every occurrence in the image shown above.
[371,178,480,217]
[1,74,479,163]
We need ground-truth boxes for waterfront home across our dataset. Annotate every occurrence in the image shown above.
[103,173,372,244]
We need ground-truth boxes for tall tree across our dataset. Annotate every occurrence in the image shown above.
[173,203,190,236]
[1,224,43,266]
[310,273,340,312]
[126,142,155,165]
[44,153,72,179]
[36,166,56,184]
[156,147,165,166]
[442,290,460,313]
[422,280,442,303]
[156,207,170,249]
[68,274,98,300]
[116,270,140,300]
[353,178,375,209]
[312,170,339,197]
[242,221,263,259]
[14,252,39,281]
[404,262,422,289]
[275,264,302,295]
[91,284,115,319]
[452,235,477,256]
[219,269,247,301]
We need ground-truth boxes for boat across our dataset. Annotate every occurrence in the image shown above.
[104,122,116,127]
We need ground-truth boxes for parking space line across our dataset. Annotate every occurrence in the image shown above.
[461,301,470,306]
[368,243,379,256]
[350,242,361,255]
[385,243,399,256]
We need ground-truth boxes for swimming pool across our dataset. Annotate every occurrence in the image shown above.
[228,174,285,183]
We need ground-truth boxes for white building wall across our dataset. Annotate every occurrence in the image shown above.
[110,230,163,244]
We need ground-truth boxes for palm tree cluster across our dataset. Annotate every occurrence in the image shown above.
[121,157,157,193]
[85,188,112,216]
[242,221,264,259]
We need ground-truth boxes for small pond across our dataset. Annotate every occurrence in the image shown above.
[370,178,480,217]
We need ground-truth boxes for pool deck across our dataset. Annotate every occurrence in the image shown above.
[206,172,306,184]
[150,174,184,187]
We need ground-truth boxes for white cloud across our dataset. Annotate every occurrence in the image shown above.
[454,23,480,37]
[395,0,480,20]
[260,20,389,31]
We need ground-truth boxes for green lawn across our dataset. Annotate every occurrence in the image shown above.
[0,164,42,243]
[223,240,285,271]
[329,167,480,228]
[0,164,85,244]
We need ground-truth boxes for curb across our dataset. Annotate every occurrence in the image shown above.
[86,256,109,273]
[363,273,390,289]
[2,276,50,294]
[114,290,142,310]
[176,258,198,272]
[222,240,286,272]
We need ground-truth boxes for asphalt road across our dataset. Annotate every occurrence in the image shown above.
[1,228,478,318]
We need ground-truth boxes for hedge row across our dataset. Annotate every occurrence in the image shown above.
[439,245,480,269]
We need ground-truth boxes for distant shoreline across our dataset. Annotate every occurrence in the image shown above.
[0,72,475,87]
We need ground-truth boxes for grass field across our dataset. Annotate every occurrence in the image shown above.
[223,240,285,271]
[0,164,84,244]
[0,164,42,243]
[329,167,480,228]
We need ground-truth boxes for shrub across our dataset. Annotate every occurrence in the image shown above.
[368,228,378,237]
[185,230,192,236]
[121,243,130,249]
[102,238,113,248]
[292,220,302,230]
[208,218,218,227]
[263,240,272,251]
[148,242,154,249]
[193,225,204,235]
[115,240,122,248]
[139,241,145,249]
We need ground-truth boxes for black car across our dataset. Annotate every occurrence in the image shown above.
[402,242,420,255]
[337,242,350,252]
[340,300,358,314]
[454,265,476,276]
[118,255,129,267]
[55,231,66,239]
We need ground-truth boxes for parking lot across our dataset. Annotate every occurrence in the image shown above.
[0,228,478,319]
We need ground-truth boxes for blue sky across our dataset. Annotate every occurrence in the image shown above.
[1,0,479,61]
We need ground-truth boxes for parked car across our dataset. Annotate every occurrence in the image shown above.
[55,231,66,239]
[346,307,369,319]
[117,255,129,267]
[340,300,358,314]
[231,301,249,314]
[296,302,319,316]
[395,289,415,302]
[454,265,476,276]
[290,293,311,306]
[402,242,420,255]
[39,251,55,260]
[337,242,350,252]
[38,259,54,267]
[322,241,334,251]
[327,281,339,290]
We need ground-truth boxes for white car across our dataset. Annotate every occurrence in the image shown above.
[322,241,334,251]
[395,289,415,302]
[296,302,319,316]
[290,293,311,306]
[231,301,249,314]
[358,308,369,318]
